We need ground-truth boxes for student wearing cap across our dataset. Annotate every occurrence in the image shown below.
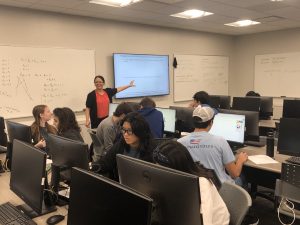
[177,106,248,186]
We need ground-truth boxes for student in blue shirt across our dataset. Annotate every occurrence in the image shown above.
[138,97,164,138]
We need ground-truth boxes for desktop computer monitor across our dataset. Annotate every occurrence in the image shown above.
[210,95,231,109]
[109,103,119,116]
[232,97,261,112]
[246,96,273,119]
[169,106,194,132]
[220,109,259,142]
[67,168,152,225]
[282,99,300,119]
[10,139,56,218]
[209,113,245,144]
[48,134,89,182]
[6,120,32,144]
[209,96,221,109]
[117,154,202,225]
[156,107,176,133]
[277,118,300,156]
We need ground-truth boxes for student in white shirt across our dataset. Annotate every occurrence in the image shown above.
[154,140,230,225]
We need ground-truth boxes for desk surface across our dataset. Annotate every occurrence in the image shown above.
[259,119,278,129]
[239,146,289,174]
[0,154,68,225]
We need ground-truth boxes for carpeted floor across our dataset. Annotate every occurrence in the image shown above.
[251,195,299,225]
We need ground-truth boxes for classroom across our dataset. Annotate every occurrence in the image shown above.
[0,1,300,225]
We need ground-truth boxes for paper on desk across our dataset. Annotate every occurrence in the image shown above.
[46,159,52,165]
[248,155,279,164]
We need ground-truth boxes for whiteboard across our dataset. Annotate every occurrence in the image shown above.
[0,45,95,118]
[173,54,229,102]
[255,52,300,97]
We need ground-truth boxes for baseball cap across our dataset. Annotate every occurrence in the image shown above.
[192,106,215,122]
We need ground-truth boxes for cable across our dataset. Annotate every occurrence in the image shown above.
[277,197,296,225]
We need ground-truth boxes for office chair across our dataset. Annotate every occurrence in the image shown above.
[219,182,252,225]
[275,179,300,221]
[0,117,7,153]
[87,129,104,161]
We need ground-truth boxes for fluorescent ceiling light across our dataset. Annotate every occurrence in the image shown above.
[225,20,260,27]
[89,0,142,7]
[171,9,213,19]
[270,0,283,2]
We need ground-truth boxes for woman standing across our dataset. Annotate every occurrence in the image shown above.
[31,105,57,151]
[85,75,135,128]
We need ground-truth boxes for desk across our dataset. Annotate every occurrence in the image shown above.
[259,119,278,136]
[238,146,289,191]
[0,154,68,225]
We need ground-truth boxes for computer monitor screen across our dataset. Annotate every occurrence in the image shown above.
[169,106,194,132]
[156,107,176,133]
[209,95,231,109]
[48,134,89,181]
[232,97,261,112]
[6,120,32,144]
[282,99,300,119]
[209,96,221,109]
[277,118,300,156]
[220,109,259,142]
[67,168,152,225]
[114,53,169,98]
[117,154,202,225]
[209,113,245,144]
[10,140,55,217]
[246,96,273,119]
[109,103,119,116]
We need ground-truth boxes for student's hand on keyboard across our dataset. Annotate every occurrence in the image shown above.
[237,152,248,164]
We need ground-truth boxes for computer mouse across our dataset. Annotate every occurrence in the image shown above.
[46,214,65,225]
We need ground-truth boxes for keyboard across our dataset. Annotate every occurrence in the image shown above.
[0,202,37,225]
[286,156,300,165]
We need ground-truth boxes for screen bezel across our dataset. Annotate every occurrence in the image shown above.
[113,53,170,99]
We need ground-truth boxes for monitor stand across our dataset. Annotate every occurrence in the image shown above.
[16,202,56,219]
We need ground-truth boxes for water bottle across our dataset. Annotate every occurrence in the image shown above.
[266,131,274,158]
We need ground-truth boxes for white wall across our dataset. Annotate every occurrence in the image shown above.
[0,5,234,109]
[231,28,300,97]
[0,5,235,144]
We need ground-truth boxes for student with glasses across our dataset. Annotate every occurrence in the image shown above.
[85,75,135,129]
[154,140,229,225]
[92,112,156,180]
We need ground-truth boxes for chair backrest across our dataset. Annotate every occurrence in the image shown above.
[219,182,252,225]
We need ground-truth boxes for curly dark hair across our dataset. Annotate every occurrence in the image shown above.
[53,107,81,133]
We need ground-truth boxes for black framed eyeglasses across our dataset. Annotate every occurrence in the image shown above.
[121,127,133,135]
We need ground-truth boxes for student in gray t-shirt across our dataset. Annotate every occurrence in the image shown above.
[94,102,132,162]
[178,106,248,186]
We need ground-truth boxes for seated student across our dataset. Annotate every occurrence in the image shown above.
[155,140,229,225]
[138,97,164,138]
[53,107,84,142]
[94,102,132,162]
[177,106,248,186]
[246,91,260,97]
[93,112,156,180]
[189,91,211,108]
[31,105,57,151]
